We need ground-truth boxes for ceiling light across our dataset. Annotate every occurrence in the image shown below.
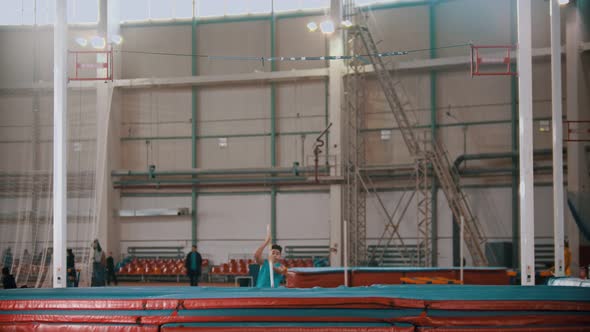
[319,20,335,34]
[558,0,569,5]
[307,21,318,32]
[90,36,106,49]
[341,20,353,28]
[75,37,87,47]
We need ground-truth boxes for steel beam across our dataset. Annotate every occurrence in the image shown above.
[517,0,535,286]
[550,0,565,277]
[1,46,570,94]
[52,0,68,289]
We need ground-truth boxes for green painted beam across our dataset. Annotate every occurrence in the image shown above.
[373,182,561,193]
[119,115,556,142]
[270,12,277,168]
[361,116,553,132]
[112,167,328,177]
[270,5,278,243]
[191,4,198,246]
[120,131,323,142]
[114,176,308,186]
[120,189,330,197]
[121,191,268,197]
[324,78,329,163]
[429,0,438,267]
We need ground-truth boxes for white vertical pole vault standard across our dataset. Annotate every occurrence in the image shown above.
[550,0,565,277]
[517,0,536,286]
[343,221,348,287]
[460,217,464,284]
[267,225,274,288]
[328,0,345,268]
[53,0,68,288]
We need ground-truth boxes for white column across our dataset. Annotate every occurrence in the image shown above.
[517,0,535,286]
[328,0,344,267]
[565,4,584,278]
[550,0,565,277]
[53,0,68,288]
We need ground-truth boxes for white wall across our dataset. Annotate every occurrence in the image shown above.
[120,193,330,264]
[276,192,330,246]
[122,26,191,78]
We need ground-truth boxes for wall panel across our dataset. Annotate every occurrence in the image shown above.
[122,26,191,78]
[197,21,270,76]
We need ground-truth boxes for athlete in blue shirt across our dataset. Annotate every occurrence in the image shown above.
[254,232,287,287]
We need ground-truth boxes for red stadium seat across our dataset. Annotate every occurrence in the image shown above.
[238,265,248,275]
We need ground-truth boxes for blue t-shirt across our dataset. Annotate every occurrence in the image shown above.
[256,259,284,288]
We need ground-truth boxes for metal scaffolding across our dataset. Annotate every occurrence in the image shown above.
[415,156,432,266]
[343,0,367,266]
[344,8,489,267]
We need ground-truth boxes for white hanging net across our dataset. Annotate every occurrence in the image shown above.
[0,86,104,288]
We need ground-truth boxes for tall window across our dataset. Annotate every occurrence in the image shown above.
[119,0,331,21]
[67,0,98,23]
[120,0,149,21]
[0,0,420,25]
[0,0,98,25]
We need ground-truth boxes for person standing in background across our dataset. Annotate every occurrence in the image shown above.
[66,248,76,287]
[2,267,16,289]
[185,245,202,286]
[91,239,106,287]
[2,247,13,269]
[106,251,118,286]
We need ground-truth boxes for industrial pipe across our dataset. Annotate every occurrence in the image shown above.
[111,166,329,177]
[453,149,554,170]
[113,176,344,190]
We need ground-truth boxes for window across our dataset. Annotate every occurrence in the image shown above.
[0,0,97,25]
[201,0,273,16]
[174,0,194,18]
[0,0,36,25]
[225,0,250,16]
[273,0,299,12]
[198,0,225,17]
[36,0,55,25]
[300,0,329,10]
[121,0,149,21]
[250,0,272,14]
[0,0,24,25]
[150,0,174,19]
[68,0,98,23]
[356,0,425,7]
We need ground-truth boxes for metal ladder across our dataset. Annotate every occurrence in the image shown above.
[354,24,489,266]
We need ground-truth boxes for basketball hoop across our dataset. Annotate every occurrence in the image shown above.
[470,44,516,77]
[69,48,113,81]
[564,121,590,142]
